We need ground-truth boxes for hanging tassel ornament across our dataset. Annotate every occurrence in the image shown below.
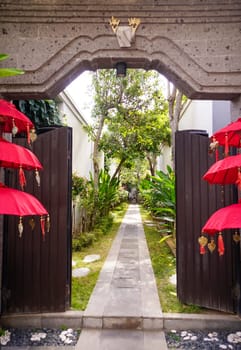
[198,235,208,255]
[29,217,35,231]
[18,216,23,238]
[233,231,240,244]
[218,232,225,256]
[30,128,37,143]
[224,132,229,157]
[35,169,40,186]
[209,136,219,161]
[19,166,26,190]
[46,214,50,233]
[40,216,46,240]
[12,119,18,136]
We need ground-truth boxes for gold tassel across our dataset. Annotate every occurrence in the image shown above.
[35,169,40,186]
[18,216,23,238]
[207,238,216,253]
[46,214,50,233]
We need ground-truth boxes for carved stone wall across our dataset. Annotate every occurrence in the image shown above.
[0,1,240,100]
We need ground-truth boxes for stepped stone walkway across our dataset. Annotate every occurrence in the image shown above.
[75,204,168,350]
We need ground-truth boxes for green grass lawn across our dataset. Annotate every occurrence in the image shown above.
[71,203,128,310]
[140,206,201,313]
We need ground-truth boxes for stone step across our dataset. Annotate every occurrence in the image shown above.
[82,315,163,330]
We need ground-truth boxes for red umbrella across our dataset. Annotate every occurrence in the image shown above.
[211,117,241,156]
[200,203,241,256]
[0,137,42,189]
[0,183,49,237]
[0,99,34,143]
[203,154,241,186]
[202,203,241,234]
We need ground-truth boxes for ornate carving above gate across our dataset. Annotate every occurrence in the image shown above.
[0,1,240,100]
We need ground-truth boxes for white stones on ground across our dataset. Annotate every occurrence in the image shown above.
[219,345,228,349]
[72,267,90,277]
[30,332,47,342]
[227,332,241,344]
[72,260,77,266]
[169,274,177,285]
[170,329,177,333]
[0,330,11,345]
[180,331,197,342]
[203,332,219,342]
[59,328,74,345]
[181,331,188,337]
[83,254,100,263]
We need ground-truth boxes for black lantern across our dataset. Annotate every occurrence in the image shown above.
[115,62,127,77]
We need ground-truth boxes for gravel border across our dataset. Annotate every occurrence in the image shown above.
[0,328,80,347]
[165,329,241,349]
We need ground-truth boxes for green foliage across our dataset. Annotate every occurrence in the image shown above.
[87,69,170,179]
[94,169,120,218]
[139,165,176,236]
[0,53,24,77]
[141,207,201,313]
[13,99,63,131]
[72,173,88,202]
[72,170,122,233]
[72,233,96,251]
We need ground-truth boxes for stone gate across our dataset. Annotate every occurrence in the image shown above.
[0,0,240,116]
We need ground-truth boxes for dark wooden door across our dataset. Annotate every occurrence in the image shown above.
[176,130,240,313]
[2,126,72,313]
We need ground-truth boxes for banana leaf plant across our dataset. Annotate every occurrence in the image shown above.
[139,165,176,237]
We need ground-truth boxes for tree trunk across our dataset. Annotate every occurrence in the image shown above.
[167,83,183,170]
[111,157,126,180]
[147,154,156,176]
[92,114,105,188]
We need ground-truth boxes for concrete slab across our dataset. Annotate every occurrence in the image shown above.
[83,205,163,327]
[75,329,168,350]
[83,254,100,263]
[72,267,90,277]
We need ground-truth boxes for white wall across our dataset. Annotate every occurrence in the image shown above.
[156,146,172,173]
[57,91,94,179]
[179,100,213,135]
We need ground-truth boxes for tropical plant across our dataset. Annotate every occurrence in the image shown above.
[73,170,121,232]
[13,99,63,131]
[0,54,24,77]
[139,166,176,237]
[90,169,120,219]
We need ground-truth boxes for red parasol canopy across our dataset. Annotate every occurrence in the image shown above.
[0,183,47,216]
[199,203,241,256]
[0,183,49,237]
[211,118,241,157]
[0,99,34,142]
[0,137,42,170]
[0,137,42,188]
[202,203,241,235]
[203,154,241,186]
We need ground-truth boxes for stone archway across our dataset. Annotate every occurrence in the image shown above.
[0,1,240,108]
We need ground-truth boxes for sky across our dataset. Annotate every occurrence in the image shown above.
[65,70,94,123]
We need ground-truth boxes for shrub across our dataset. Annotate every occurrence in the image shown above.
[72,233,96,251]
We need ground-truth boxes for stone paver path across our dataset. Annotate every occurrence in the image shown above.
[76,204,168,350]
